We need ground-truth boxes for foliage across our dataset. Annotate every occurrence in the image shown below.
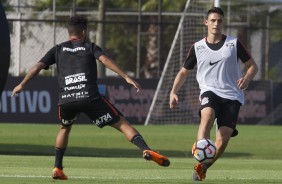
[269,65,282,82]
[269,10,282,42]
[28,0,187,77]
[9,1,282,78]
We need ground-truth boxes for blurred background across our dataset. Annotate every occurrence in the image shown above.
[3,0,282,80]
[1,0,282,125]
[4,0,187,78]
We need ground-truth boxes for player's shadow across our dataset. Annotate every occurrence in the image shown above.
[0,144,253,158]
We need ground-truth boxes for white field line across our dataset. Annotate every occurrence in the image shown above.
[0,174,107,179]
[0,174,171,180]
[1,174,281,180]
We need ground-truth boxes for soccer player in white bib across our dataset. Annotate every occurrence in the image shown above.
[169,7,258,181]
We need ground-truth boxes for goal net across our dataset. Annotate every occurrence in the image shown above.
[145,0,212,125]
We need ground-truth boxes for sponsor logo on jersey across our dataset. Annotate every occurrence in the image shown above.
[61,91,89,99]
[226,42,234,48]
[75,91,89,99]
[196,45,205,51]
[64,84,86,91]
[62,47,85,52]
[65,73,87,85]
[94,113,113,126]
[209,59,222,66]
[201,97,209,106]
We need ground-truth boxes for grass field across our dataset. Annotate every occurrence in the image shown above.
[0,123,281,183]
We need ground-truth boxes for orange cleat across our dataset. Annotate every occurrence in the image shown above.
[143,150,170,167]
[52,167,68,180]
[193,163,207,181]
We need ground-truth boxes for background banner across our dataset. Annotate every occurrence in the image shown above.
[1,77,280,125]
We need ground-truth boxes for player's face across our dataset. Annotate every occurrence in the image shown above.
[205,13,223,36]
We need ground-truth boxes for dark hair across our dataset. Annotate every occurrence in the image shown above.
[67,15,88,35]
[206,7,224,18]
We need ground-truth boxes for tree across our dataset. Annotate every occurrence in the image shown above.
[139,0,187,78]
[10,0,187,78]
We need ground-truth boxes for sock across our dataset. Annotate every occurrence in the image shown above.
[131,134,150,151]
[54,147,66,169]
[205,162,213,169]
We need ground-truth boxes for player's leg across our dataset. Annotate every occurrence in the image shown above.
[52,125,72,180]
[197,107,216,140]
[54,125,72,168]
[212,99,241,163]
[110,117,170,167]
[197,91,219,140]
[193,91,219,181]
[195,126,233,181]
[212,126,233,162]
[110,117,149,149]
[87,95,170,167]
[55,126,72,148]
[193,107,215,181]
[52,103,77,180]
[110,117,149,151]
[195,99,241,181]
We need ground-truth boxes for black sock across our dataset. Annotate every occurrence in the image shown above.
[205,162,213,169]
[54,147,66,169]
[131,134,150,151]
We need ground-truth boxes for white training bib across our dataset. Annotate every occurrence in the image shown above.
[194,36,244,104]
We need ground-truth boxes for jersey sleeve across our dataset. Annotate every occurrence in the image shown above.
[183,44,197,70]
[40,46,56,70]
[237,39,251,63]
[92,44,107,59]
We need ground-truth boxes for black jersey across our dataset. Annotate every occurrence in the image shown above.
[40,40,106,104]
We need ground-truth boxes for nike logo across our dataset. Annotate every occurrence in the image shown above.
[209,59,221,66]
[205,145,213,154]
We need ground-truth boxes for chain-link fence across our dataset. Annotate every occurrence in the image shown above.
[3,0,282,81]
[9,19,67,76]
[5,0,183,78]
[144,0,282,125]
[2,0,282,125]
[220,0,282,82]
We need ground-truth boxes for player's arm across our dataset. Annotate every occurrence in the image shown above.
[12,46,55,96]
[98,55,141,92]
[12,62,47,96]
[236,40,258,90]
[170,44,196,109]
[237,58,258,90]
[169,67,190,109]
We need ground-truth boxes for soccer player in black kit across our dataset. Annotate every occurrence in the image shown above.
[12,15,170,180]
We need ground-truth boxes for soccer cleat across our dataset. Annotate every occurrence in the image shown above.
[52,167,68,180]
[193,163,207,181]
[143,150,170,167]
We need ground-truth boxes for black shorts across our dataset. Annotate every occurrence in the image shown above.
[199,91,241,130]
[58,95,123,128]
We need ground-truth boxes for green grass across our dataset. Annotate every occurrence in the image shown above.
[0,123,281,183]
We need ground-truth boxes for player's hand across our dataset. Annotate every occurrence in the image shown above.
[125,77,141,92]
[237,77,250,90]
[12,84,24,96]
[169,93,179,109]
